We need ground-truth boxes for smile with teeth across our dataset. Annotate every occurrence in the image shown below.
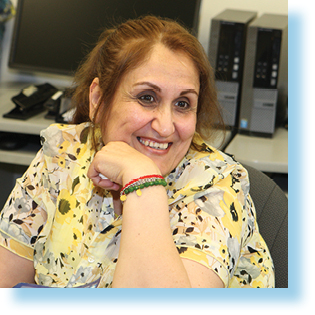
[137,137,170,150]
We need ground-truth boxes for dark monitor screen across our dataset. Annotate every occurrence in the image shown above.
[8,0,201,76]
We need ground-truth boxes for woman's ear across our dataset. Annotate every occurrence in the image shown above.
[89,77,101,122]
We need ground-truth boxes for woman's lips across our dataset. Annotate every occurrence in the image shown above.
[137,137,171,150]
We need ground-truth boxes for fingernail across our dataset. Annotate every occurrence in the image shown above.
[99,173,108,179]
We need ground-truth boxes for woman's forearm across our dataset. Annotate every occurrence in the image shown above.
[112,185,191,288]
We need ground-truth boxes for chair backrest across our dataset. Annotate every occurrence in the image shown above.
[243,164,288,288]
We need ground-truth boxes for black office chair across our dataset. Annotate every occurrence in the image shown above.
[244,164,288,288]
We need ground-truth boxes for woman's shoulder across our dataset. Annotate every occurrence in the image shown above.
[187,133,242,172]
[40,122,91,144]
[40,122,92,158]
[167,133,250,205]
[40,123,92,164]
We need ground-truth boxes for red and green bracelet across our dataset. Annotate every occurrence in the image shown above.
[120,174,167,202]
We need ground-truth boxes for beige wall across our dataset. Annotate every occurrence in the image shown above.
[198,0,288,54]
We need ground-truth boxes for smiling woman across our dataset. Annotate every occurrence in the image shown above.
[89,44,199,177]
[0,16,274,288]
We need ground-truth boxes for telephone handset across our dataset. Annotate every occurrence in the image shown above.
[43,88,73,123]
[3,83,58,120]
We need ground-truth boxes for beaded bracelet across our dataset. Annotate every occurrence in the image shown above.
[120,175,167,202]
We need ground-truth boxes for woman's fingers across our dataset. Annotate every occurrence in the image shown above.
[88,170,121,190]
[87,141,160,189]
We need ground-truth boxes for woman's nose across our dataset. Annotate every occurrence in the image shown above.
[151,106,175,137]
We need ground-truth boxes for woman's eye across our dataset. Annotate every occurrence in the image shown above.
[175,100,190,109]
[138,94,155,104]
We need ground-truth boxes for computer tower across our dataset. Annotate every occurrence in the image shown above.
[208,9,257,128]
[238,14,288,137]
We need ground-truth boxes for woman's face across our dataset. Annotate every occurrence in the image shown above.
[90,44,200,176]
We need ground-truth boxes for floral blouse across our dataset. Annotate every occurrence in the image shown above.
[0,123,274,288]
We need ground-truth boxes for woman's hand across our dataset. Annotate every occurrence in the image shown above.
[87,141,161,190]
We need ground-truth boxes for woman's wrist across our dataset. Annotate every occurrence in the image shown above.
[120,174,167,202]
[121,163,161,188]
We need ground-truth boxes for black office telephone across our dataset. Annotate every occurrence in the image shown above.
[3,83,58,120]
[43,88,74,123]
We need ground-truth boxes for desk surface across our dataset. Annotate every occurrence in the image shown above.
[0,84,52,165]
[225,128,288,173]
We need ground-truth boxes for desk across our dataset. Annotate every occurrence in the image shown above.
[0,83,50,134]
[0,84,233,166]
[224,128,288,173]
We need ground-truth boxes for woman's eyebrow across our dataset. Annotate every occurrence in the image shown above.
[133,82,161,92]
[133,82,199,96]
[180,89,199,97]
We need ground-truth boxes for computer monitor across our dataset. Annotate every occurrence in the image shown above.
[8,0,201,77]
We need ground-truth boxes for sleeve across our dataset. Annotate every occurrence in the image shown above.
[169,166,254,287]
[0,149,48,261]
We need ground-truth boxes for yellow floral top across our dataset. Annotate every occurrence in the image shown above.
[0,123,274,288]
